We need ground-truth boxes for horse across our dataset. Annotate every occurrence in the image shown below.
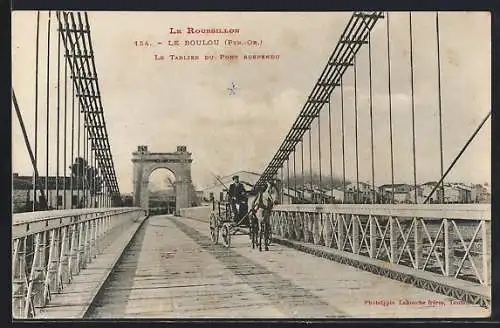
[249,181,278,251]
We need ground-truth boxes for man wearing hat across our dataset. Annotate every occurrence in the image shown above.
[229,175,248,223]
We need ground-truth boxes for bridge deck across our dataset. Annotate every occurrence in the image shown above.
[82,215,486,319]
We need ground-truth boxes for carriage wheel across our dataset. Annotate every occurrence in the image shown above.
[209,213,219,244]
[221,223,231,248]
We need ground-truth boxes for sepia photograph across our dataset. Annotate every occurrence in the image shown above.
[11,10,491,319]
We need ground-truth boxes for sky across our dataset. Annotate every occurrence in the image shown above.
[12,11,491,193]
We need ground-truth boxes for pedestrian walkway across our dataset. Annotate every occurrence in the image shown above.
[37,216,148,319]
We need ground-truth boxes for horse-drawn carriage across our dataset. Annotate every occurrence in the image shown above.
[209,198,252,248]
[209,181,276,250]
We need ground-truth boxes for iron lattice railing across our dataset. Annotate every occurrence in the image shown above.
[270,204,491,287]
[11,208,146,319]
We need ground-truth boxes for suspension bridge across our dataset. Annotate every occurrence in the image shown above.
[11,11,491,319]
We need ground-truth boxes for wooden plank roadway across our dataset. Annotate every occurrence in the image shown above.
[86,215,489,319]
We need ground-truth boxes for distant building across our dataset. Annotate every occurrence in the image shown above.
[443,183,472,203]
[322,188,344,203]
[406,182,440,204]
[471,183,490,203]
[12,176,32,213]
[379,183,412,194]
[443,184,460,203]
[420,182,440,203]
[408,186,426,204]
[378,183,412,203]
[389,182,474,204]
[295,187,314,202]
[345,182,378,203]
[12,173,91,213]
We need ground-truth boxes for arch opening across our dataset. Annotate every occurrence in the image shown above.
[147,168,176,215]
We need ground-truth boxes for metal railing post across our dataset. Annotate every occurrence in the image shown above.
[12,239,26,317]
[32,231,46,307]
[76,221,85,272]
[337,213,345,251]
[41,230,57,306]
[24,233,40,317]
[389,216,396,263]
[68,223,78,278]
[352,215,359,254]
[482,219,491,285]
[414,218,423,270]
[56,226,69,289]
[369,215,377,258]
[443,218,451,276]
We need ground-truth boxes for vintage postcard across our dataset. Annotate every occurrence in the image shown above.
[11,11,491,319]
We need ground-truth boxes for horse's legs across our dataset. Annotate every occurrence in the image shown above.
[251,221,254,249]
[251,217,257,249]
[264,218,270,251]
[258,220,263,252]
[249,215,253,241]
[267,217,272,246]
[250,219,254,248]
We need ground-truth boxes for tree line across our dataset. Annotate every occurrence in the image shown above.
[69,157,103,196]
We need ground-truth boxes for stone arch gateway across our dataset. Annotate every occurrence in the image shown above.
[132,145,193,215]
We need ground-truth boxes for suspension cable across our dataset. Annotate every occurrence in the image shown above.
[293,148,297,200]
[368,33,376,203]
[318,115,322,203]
[301,138,304,201]
[341,78,346,203]
[63,21,68,209]
[436,12,445,203]
[32,11,40,211]
[328,96,333,203]
[309,128,313,198]
[70,64,75,208]
[354,56,360,203]
[45,11,52,208]
[56,12,61,209]
[409,12,418,203]
[386,12,395,204]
